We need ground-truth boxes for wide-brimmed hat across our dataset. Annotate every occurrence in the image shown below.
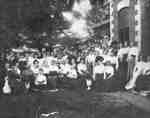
[95,56,104,62]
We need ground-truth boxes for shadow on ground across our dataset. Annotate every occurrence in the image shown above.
[0,90,150,118]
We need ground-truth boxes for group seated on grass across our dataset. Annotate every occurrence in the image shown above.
[1,41,150,96]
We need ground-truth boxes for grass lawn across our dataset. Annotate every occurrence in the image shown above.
[0,90,150,118]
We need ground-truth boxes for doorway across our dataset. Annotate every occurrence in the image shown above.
[118,7,130,45]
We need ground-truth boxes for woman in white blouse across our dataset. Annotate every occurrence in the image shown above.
[93,56,105,81]
[67,58,78,79]
[30,60,40,74]
[93,56,105,91]
[34,68,47,90]
[77,59,87,75]
[59,58,71,75]
[65,57,78,90]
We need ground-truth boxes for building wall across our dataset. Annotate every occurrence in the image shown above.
[93,0,110,37]
[134,0,142,54]
[110,0,150,58]
[141,0,150,57]
[129,0,136,44]
[110,0,118,41]
[110,0,139,45]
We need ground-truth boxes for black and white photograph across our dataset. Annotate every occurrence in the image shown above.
[0,0,150,118]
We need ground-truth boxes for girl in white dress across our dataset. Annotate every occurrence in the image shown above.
[3,76,11,94]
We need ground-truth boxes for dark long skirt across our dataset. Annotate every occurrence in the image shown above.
[93,74,118,92]
[117,56,128,90]
[10,80,25,95]
[58,76,83,90]
[127,56,136,82]
[78,74,89,89]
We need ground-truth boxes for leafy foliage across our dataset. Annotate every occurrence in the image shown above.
[0,0,108,48]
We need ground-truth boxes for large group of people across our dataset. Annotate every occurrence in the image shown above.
[0,36,150,96]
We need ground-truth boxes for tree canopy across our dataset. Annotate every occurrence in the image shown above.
[0,0,106,48]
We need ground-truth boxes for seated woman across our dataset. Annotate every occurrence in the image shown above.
[34,68,47,90]
[57,58,71,89]
[93,56,105,80]
[125,61,150,91]
[21,62,34,92]
[8,63,23,95]
[67,58,78,89]
[77,58,87,75]
[49,60,59,73]
[40,57,51,74]
[60,57,78,90]
[47,60,59,90]
[103,61,116,92]
[59,58,70,75]
[30,60,40,74]
[77,58,90,90]
[104,61,115,80]
[67,57,78,79]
